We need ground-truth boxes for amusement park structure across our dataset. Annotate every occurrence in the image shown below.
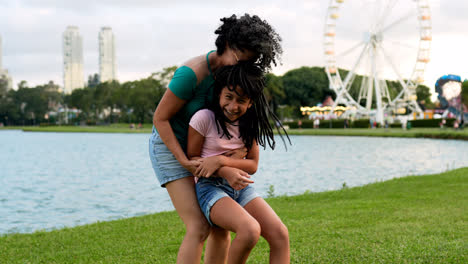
[323,0,432,124]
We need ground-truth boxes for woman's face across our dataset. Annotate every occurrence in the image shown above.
[219,86,252,122]
[222,46,257,66]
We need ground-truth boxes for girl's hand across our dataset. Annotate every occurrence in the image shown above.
[195,156,224,178]
[220,167,254,190]
[223,147,248,159]
[181,159,201,175]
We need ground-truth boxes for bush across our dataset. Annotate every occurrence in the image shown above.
[410,118,455,128]
[283,120,314,129]
[351,119,371,128]
[39,123,58,127]
[319,119,346,129]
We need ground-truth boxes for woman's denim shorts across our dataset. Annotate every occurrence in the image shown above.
[149,127,192,187]
[196,177,259,226]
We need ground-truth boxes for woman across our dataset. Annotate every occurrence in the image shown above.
[149,14,282,263]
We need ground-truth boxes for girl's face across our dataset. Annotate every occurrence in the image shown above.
[219,86,252,122]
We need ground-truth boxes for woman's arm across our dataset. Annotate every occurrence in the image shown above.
[187,125,254,190]
[186,125,204,161]
[194,140,259,178]
[197,142,258,176]
[153,89,200,174]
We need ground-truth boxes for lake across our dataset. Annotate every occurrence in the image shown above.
[1,130,467,234]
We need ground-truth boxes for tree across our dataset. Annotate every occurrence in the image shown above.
[0,78,7,97]
[94,81,119,123]
[264,73,285,115]
[68,87,94,123]
[87,74,100,88]
[281,67,334,117]
[0,90,20,125]
[460,80,468,122]
[13,85,49,125]
[462,80,468,105]
[128,77,165,123]
[150,66,177,88]
[416,84,434,109]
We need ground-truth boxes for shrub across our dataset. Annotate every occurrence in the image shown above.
[351,119,371,128]
[409,118,456,128]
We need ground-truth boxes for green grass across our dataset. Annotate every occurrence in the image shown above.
[1,168,467,263]
[2,125,468,140]
[0,123,152,134]
[285,128,468,140]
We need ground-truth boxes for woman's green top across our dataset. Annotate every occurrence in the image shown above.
[165,51,215,151]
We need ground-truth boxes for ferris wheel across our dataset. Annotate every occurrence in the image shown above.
[323,0,432,123]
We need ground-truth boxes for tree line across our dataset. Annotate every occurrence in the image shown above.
[0,66,436,126]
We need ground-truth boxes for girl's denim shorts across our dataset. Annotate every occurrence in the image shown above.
[149,127,192,187]
[196,177,259,226]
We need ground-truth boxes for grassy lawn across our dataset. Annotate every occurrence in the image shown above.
[285,127,468,140]
[0,123,152,134]
[1,168,466,263]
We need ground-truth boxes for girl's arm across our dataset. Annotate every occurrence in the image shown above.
[153,89,200,174]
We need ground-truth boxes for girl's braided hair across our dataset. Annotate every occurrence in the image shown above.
[211,62,289,150]
[215,14,282,72]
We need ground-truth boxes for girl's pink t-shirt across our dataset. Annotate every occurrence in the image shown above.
[189,109,244,158]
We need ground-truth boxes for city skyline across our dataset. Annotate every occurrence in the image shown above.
[0,0,467,99]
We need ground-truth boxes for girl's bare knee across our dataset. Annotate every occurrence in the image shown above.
[186,219,211,242]
[238,220,261,247]
[277,223,289,242]
[268,222,289,247]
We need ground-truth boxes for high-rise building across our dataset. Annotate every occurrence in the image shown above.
[0,35,14,92]
[0,34,3,70]
[62,26,84,94]
[99,27,116,83]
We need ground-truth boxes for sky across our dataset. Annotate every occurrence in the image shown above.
[1,0,467,99]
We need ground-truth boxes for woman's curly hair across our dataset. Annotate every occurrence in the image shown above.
[214,14,282,72]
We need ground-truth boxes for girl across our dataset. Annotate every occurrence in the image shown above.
[187,63,290,264]
[149,14,282,263]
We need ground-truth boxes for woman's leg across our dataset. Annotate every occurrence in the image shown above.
[210,197,261,264]
[166,176,211,264]
[244,198,290,264]
[204,226,230,264]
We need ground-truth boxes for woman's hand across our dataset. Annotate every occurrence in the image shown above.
[218,167,254,191]
[195,156,224,178]
[181,159,201,175]
[223,147,248,159]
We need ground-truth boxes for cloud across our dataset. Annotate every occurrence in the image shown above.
[1,0,468,92]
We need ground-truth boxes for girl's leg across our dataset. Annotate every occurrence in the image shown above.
[166,176,211,264]
[204,226,230,264]
[244,198,290,264]
[210,197,261,264]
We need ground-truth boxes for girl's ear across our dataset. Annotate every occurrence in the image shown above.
[247,101,253,109]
